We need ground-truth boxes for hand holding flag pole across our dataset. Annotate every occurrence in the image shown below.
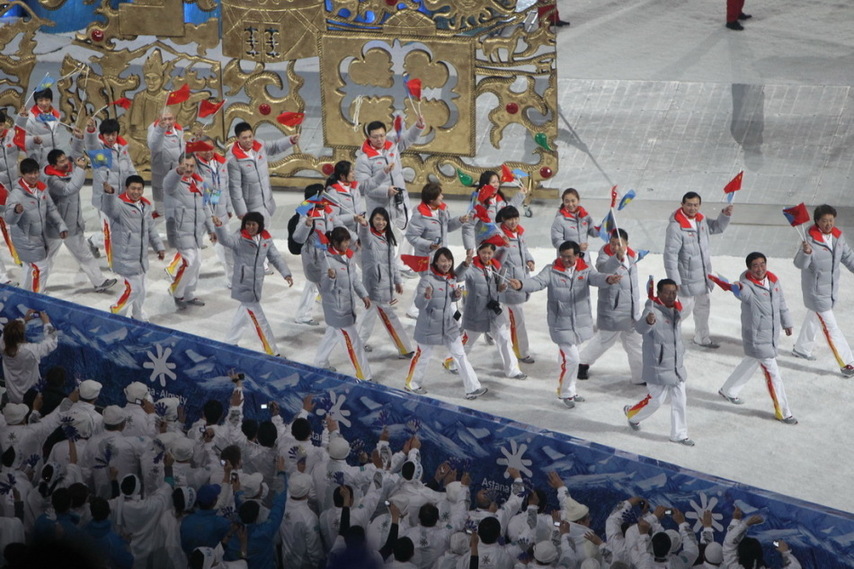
[404,76,422,116]
[723,171,743,204]
[782,203,810,241]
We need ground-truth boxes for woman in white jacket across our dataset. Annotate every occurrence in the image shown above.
[722,508,801,569]
[1,309,58,404]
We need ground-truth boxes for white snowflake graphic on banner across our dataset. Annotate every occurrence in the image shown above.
[143,344,177,387]
[314,390,352,428]
[496,439,533,478]
[685,491,724,532]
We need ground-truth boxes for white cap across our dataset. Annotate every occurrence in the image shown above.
[241,473,264,499]
[3,403,28,425]
[102,405,126,426]
[666,529,682,553]
[69,412,94,439]
[156,397,179,421]
[533,541,558,564]
[580,559,601,569]
[79,380,102,400]
[563,496,589,522]
[171,438,195,462]
[449,532,468,554]
[124,382,150,403]
[327,436,350,460]
[289,473,312,498]
[704,542,723,565]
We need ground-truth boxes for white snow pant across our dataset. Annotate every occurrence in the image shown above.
[462,316,521,377]
[359,301,413,356]
[406,338,481,394]
[47,235,104,287]
[720,356,792,420]
[506,303,530,359]
[170,247,201,300]
[295,281,319,322]
[314,324,372,381]
[111,274,147,320]
[680,293,712,344]
[579,328,644,384]
[795,309,853,367]
[214,242,234,287]
[23,259,50,293]
[625,382,688,441]
[556,343,580,399]
[225,301,279,356]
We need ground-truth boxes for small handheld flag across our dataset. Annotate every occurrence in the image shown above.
[723,171,743,194]
[405,78,422,100]
[708,274,732,292]
[12,126,27,151]
[597,210,616,242]
[198,99,225,118]
[636,249,649,261]
[401,254,430,273]
[111,97,132,110]
[617,189,636,211]
[647,275,655,300]
[166,84,191,106]
[475,222,507,244]
[511,168,529,179]
[393,114,403,139]
[500,164,515,183]
[35,73,55,92]
[782,203,810,227]
[87,149,112,169]
[185,140,214,154]
[609,185,619,209]
[276,112,305,127]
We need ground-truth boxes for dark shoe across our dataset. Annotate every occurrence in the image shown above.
[726,21,744,31]
[555,19,570,27]
[577,364,590,380]
[738,12,752,20]
[174,297,188,310]
[186,298,206,307]
[518,355,535,364]
[778,415,798,425]
[94,278,118,293]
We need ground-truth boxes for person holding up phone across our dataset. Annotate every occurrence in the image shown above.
[1,309,58,404]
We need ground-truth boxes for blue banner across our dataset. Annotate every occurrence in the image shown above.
[1,284,852,568]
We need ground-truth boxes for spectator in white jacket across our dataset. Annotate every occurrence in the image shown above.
[722,508,801,569]
[632,508,699,569]
[1,310,58,404]
[279,472,324,569]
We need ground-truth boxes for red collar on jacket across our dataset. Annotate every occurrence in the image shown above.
[417,202,447,217]
[745,271,779,286]
[473,257,501,271]
[603,243,636,259]
[558,205,589,220]
[240,229,271,240]
[30,104,59,119]
[329,247,355,259]
[119,193,151,206]
[99,133,128,147]
[653,297,683,312]
[197,153,226,166]
[231,140,263,159]
[181,172,205,193]
[501,223,524,238]
[307,205,333,217]
[330,181,357,193]
[808,224,841,241]
[430,266,453,280]
[477,184,499,204]
[361,138,393,158]
[673,207,704,228]
[553,256,588,273]
[44,164,73,178]
[370,227,387,239]
[18,179,47,194]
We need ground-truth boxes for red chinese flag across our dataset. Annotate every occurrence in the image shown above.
[198,99,224,118]
[276,112,304,127]
[500,164,514,183]
[609,185,619,208]
[401,254,429,273]
[723,170,743,194]
[646,275,655,300]
[185,140,214,153]
[393,114,403,136]
[111,97,132,110]
[707,274,733,292]
[405,78,422,100]
[12,126,26,151]
[166,84,191,106]
[782,203,810,227]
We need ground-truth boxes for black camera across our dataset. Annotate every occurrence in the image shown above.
[392,187,405,206]
[486,299,502,315]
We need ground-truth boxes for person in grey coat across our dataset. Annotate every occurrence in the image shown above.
[214,211,292,356]
[147,109,184,215]
[549,188,598,255]
[4,158,68,293]
[510,241,611,408]
[193,136,234,288]
[792,204,854,377]
[459,241,526,380]
[405,247,486,399]
[101,175,165,321]
[623,279,694,446]
[718,252,798,425]
[663,191,733,348]
[461,170,527,252]
[25,88,65,165]
[313,226,372,381]
[164,154,216,310]
[324,160,364,241]
[43,147,116,293]
[227,121,298,220]
[578,229,643,385]
[357,207,413,358]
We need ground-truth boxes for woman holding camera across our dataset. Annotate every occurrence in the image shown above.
[1,309,59,404]
[458,242,527,380]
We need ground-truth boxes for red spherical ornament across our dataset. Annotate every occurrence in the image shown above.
[505,102,519,114]
[90,29,105,42]
[258,104,271,116]
[539,166,553,179]
[321,163,334,176]
[384,0,396,5]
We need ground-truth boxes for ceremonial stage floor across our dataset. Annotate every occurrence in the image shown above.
[10,0,853,514]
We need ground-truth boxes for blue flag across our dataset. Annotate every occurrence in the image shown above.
[87,149,112,169]
[476,222,504,243]
[35,73,55,92]
[617,189,636,211]
[597,211,616,242]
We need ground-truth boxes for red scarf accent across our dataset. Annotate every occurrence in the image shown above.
[473,257,502,271]
[329,247,355,259]
[181,172,205,194]
[99,133,128,147]
[553,256,588,273]
[652,296,683,312]
[370,227,387,239]
[119,193,151,206]
[808,224,842,241]
[19,179,47,194]
[417,202,447,217]
[430,265,453,280]
[240,229,271,240]
[558,205,589,219]
[673,207,704,228]
[198,153,226,166]
[361,138,394,158]
[500,223,525,238]
[331,181,358,193]
[231,140,263,159]
[44,164,73,178]
[745,270,779,287]
[30,104,60,119]
[603,243,636,259]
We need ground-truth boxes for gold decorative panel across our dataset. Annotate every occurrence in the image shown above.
[221,0,325,62]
